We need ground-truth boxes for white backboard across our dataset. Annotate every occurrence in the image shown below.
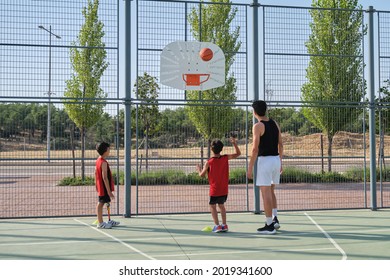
[160,41,225,91]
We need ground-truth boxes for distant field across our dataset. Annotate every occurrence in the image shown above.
[1,131,389,159]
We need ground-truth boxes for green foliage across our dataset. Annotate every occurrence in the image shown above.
[63,0,109,179]
[344,167,390,182]
[58,176,95,186]
[155,107,200,147]
[302,0,365,170]
[132,72,160,137]
[0,103,79,148]
[63,0,108,131]
[268,108,315,136]
[186,0,241,156]
[378,79,390,135]
[280,167,320,183]
[87,112,116,148]
[186,172,209,184]
[229,168,247,184]
[132,72,160,171]
[59,166,390,186]
[343,167,366,182]
[281,167,355,183]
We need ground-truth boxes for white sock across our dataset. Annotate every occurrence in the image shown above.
[272,208,278,218]
[266,217,273,226]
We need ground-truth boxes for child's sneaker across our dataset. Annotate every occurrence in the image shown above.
[212,225,223,233]
[108,220,120,227]
[97,222,112,229]
[221,224,229,232]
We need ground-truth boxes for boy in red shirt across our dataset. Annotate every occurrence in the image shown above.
[95,142,120,229]
[197,137,241,232]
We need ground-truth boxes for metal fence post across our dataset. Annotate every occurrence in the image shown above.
[367,6,377,210]
[124,0,132,217]
[252,0,260,214]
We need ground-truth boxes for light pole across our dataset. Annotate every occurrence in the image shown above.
[38,25,61,162]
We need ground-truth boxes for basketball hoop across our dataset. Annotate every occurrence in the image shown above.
[160,41,225,91]
[182,74,210,86]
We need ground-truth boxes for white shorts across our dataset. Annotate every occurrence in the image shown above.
[255,156,281,186]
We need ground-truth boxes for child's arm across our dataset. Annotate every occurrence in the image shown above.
[227,137,241,160]
[196,162,209,177]
[101,161,114,199]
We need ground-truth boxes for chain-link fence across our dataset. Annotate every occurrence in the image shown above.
[378,10,390,208]
[0,0,121,218]
[1,0,389,219]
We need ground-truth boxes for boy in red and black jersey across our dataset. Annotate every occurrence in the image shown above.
[197,138,241,233]
[95,142,120,229]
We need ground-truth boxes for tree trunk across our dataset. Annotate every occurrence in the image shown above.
[71,124,76,178]
[81,126,86,181]
[145,127,149,172]
[207,138,211,159]
[327,134,333,172]
[320,134,324,174]
[200,139,204,167]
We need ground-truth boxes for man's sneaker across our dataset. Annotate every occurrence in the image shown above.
[257,223,276,234]
[97,222,112,229]
[221,224,229,232]
[108,220,120,227]
[212,225,223,233]
[272,216,281,230]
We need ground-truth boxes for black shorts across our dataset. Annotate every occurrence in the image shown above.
[98,195,111,204]
[209,195,228,205]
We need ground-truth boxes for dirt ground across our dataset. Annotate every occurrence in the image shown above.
[1,131,389,159]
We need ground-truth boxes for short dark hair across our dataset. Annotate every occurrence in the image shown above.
[252,100,267,117]
[211,139,224,154]
[96,142,110,156]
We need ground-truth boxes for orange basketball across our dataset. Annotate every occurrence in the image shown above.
[199,48,213,61]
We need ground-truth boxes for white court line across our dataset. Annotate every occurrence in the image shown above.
[304,212,347,260]
[74,219,156,260]
[154,247,337,258]
[0,240,94,247]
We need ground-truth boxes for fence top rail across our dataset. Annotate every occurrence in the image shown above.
[137,0,249,7]
[0,97,375,108]
[261,4,366,13]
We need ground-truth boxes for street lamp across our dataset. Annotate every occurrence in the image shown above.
[38,25,61,162]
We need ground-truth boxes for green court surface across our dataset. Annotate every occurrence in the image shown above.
[0,209,389,260]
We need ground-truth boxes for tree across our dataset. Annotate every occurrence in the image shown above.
[378,80,390,169]
[379,80,390,135]
[63,0,108,180]
[301,0,365,171]
[156,107,200,147]
[88,112,115,148]
[186,0,241,159]
[133,72,160,172]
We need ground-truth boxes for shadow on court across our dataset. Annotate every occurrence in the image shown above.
[0,209,389,260]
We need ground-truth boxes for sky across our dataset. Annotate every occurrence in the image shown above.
[118,0,390,103]
[2,0,390,105]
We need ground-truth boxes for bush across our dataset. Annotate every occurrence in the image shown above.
[186,172,208,184]
[58,176,95,186]
[59,166,389,186]
[229,168,247,184]
[344,168,366,182]
[281,167,319,183]
[320,171,347,183]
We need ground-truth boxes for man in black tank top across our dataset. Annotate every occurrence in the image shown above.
[247,100,284,234]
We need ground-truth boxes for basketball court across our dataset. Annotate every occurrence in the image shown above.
[1,209,389,260]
